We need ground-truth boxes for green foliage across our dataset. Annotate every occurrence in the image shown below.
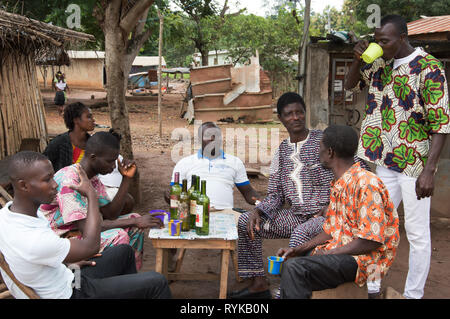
[2,0,168,52]
[161,11,197,66]
[167,0,222,65]
[216,6,301,93]
[346,0,450,33]
[3,0,103,49]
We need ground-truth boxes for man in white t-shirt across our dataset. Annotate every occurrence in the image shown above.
[0,151,171,299]
[166,122,260,210]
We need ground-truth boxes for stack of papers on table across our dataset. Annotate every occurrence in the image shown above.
[149,212,238,240]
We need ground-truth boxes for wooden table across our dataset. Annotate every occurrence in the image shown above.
[149,211,242,299]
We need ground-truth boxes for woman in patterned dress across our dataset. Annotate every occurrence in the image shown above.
[40,132,163,270]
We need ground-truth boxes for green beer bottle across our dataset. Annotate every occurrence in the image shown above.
[189,175,200,229]
[179,179,190,231]
[187,175,196,198]
[169,172,182,220]
[195,180,210,236]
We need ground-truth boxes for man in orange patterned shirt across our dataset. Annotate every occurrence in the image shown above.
[278,125,399,299]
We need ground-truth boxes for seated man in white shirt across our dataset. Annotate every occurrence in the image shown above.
[99,156,135,215]
[165,122,260,210]
[0,151,171,299]
[98,129,134,214]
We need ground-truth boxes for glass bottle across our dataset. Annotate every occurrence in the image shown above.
[187,175,196,198]
[169,172,182,220]
[189,175,200,229]
[179,179,190,231]
[195,180,210,236]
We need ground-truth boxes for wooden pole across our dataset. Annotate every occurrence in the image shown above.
[157,9,164,138]
[298,0,311,96]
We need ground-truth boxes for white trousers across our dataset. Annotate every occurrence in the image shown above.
[376,166,431,299]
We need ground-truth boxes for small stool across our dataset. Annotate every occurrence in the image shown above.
[311,282,367,299]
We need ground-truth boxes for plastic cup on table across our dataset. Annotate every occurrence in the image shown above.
[168,219,182,236]
[267,256,285,275]
[150,210,170,227]
[361,43,383,64]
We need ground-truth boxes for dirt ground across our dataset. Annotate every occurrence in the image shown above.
[42,86,450,299]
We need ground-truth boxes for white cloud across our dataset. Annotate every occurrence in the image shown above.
[225,0,344,16]
[169,0,345,17]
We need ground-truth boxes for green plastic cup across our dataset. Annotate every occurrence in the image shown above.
[361,43,383,64]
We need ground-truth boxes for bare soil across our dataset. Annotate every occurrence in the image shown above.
[42,87,450,299]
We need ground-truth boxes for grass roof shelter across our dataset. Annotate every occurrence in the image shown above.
[0,9,94,160]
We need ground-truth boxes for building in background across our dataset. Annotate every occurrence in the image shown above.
[37,51,166,90]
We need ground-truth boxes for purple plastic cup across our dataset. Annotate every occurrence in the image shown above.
[149,210,170,226]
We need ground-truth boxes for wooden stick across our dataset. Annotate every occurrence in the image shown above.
[157,9,164,138]
[0,185,12,202]
[0,252,40,299]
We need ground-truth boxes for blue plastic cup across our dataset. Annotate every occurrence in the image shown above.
[150,210,170,226]
[267,256,285,275]
[168,219,182,236]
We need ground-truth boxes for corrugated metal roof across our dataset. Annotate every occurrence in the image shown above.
[133,56,166,67]
[408,15,450,35]
[67,50,105,59]
[66,50,166,66]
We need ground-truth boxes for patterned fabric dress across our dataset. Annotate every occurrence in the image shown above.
[237,130,335,278]
[38,165,145,270]
[351,49,450,177]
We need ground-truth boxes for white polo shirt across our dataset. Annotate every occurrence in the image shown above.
[0,202,73,299]
[170,150,250,209]
[98,155,124,188]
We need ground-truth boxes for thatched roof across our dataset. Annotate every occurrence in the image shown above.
[0,9,95,64]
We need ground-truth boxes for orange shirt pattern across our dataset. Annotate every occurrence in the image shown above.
[72,145,85,164]
[313,163,399,286]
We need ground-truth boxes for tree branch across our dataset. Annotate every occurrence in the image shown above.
[119,0,154,35]
[133,7,150,37]
[127,27,153,56]
[220,0,229,18]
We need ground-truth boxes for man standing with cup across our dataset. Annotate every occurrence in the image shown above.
[345,14,449,299]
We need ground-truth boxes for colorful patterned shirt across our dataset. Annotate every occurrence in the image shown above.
[313,162,400,286]
[38,164,111,237]
[352,49,450,177]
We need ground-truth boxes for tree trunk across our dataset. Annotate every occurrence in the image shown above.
[97,0,155,205]
[200,49,209,66]
[103,8,140,204]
